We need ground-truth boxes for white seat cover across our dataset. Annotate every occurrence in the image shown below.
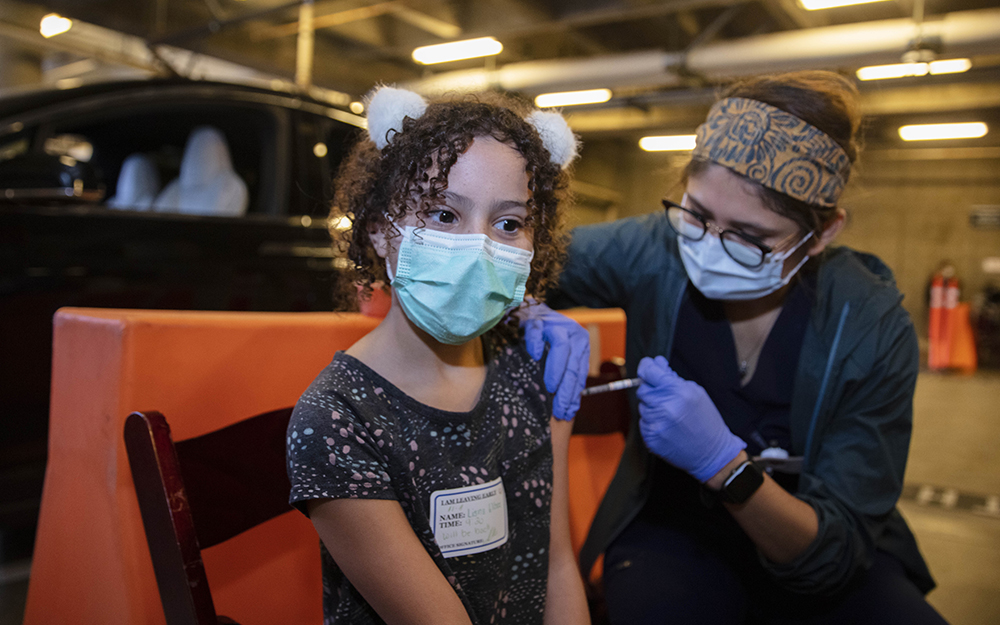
[153,126,248,217]
[107,153,160,210]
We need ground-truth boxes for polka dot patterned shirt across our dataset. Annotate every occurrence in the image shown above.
[287,342,554,624]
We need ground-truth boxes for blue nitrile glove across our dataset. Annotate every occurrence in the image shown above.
[636,356,746,483]
[518,301,590,421]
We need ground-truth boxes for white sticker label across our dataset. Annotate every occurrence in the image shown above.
[430,477,508,558]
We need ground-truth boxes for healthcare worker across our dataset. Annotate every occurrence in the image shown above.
[525,71,948,623]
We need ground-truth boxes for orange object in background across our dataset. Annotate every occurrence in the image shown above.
[24,309,379,625]
[928,274,946,370]
[568,433,625,581]
[25,306,628,625]
[562,307,628,584]
[939,277,960,369]
[949,302,979,374]
[927,271,977,373]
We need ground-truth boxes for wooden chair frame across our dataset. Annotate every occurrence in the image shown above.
[124,407,294,625]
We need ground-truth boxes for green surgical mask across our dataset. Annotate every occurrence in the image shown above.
[388,226,533,345]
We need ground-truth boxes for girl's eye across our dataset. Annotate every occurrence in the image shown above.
[429,210,457,224]
[497,218,523,233]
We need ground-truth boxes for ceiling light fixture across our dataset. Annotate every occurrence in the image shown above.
[928,58,973,75]
[857,58,972,80]
[898,122,988,141]
[799,0,890,9]
[412,37,502,65]
[857,62,928,81]
[535,89,612,108]
[40,13,73,38]
[639,135,698,152]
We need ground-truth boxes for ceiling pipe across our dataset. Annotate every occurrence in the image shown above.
[295,0,314,88]
[407,8,1000,96]
[409,49,686,96]
[687,7,1000,78]
[0,16,354,106]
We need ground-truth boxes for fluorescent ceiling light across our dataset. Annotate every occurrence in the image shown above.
[412,37,502,65]
[800,0,890,9]
[857,62,928,81]
[40,13,73,38]
[898,122,988,141]
[639,135,697,152]
[857,58,972,81]
[929,58,973,75]
[535,89,612,108]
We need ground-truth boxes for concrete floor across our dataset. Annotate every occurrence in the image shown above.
[900,371,1000,625]
[1,370,998,624]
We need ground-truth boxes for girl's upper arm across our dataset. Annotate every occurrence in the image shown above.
[544,419,591,625]
[307,497,473,625]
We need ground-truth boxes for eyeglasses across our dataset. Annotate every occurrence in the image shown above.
[662,199,775,268]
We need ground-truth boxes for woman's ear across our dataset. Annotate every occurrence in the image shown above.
[806,208,846,257]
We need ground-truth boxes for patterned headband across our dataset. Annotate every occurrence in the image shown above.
[692,97,851,208]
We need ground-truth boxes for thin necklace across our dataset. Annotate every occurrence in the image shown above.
[736,315,777,379]
[738,331,768,378]
[728,301,783,380]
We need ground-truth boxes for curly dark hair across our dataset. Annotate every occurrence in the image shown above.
[330,90,572,341]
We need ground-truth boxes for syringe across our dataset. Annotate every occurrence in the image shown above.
[580,377,642,396]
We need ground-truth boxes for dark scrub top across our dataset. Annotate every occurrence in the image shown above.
[643,276,814,532]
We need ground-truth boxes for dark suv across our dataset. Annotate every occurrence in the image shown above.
[0,79,364,543]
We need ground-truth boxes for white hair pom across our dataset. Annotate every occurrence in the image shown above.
[526,110,579,169]
[366,85,428,150]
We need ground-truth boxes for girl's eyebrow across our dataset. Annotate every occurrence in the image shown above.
[442,191,528,211]
[493,199,529,211]
[441,191,473,209]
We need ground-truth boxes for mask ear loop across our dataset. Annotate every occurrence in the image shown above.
[769,231,814,289]
[771,231,814,263]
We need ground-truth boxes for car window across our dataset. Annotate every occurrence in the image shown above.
[0,135,29,163]
[44,134,95,162]
[45,101,278,216]
[289,111,358,218]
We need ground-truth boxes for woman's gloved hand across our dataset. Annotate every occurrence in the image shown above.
[519,302,590,421]
[637,356,746,483]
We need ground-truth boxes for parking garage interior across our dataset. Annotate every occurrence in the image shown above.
[1,0,1000,624]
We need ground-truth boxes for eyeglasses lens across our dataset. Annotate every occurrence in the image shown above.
[720,232,766,267]
[666,206,705,240]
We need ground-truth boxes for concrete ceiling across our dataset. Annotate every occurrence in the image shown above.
[2,0,1000,144]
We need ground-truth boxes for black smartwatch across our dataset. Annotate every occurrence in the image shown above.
[716,459,765,504]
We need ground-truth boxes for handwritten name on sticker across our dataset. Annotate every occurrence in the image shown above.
[430,477,508,558]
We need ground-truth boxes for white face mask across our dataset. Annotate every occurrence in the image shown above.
[679,229,813,301]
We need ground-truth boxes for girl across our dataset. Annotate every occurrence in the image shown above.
[286,86,590,625]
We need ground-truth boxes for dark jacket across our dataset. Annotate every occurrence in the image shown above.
[550,212,934,596]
